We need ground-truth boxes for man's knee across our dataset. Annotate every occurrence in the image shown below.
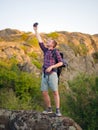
[53,91,59,96]
[42,91,48,96]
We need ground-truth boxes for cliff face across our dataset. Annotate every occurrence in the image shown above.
[0,109,82,130]
[0,28,98,82]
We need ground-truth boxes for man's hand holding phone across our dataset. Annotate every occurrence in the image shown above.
[33,22,38,31]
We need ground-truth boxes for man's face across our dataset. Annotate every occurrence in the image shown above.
[46,39,54,48]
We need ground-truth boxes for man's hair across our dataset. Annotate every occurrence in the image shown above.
[52,40,57,48]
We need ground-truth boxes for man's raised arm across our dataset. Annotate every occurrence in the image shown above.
[33,24,43,43]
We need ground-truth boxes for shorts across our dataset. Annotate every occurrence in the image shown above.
[41,72,58,91]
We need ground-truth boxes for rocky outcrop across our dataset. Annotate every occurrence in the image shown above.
[0,41,41,76]
[0,28,23,41]
[0,109,82,130]
[57,31,98,54]
[0,28,98,80]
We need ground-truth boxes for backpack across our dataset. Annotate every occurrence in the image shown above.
[52,49,68,78]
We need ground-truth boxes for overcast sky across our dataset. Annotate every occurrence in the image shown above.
[0,0,98,34]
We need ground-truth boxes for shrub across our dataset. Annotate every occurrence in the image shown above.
[28,37,38,47]
[68,42,80,56]
[47,32,59,39]
[79,44,88,55]
[21,45,28,53]
[68,42,88,56]
[28,52,38,59]
[62,74,98,130]
[32,60,42,69]
[0,61,43,110]
[92,52,98,63]
[28,52,42,69]
[0,88,20,109]
[21,33,29,41]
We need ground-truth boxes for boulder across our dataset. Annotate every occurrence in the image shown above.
[0,109,82,130]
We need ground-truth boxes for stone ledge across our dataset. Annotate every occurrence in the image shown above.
[0,109,82,130]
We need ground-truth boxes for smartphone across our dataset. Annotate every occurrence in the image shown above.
[33,22,38,27]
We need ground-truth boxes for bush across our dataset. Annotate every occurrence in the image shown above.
[28,52,42,69]
[21,33,29,41]
[32,60,42,69]
[68,42,88,56]
[0,88,20,109]
[79,44,88,55]
[47,32,59,39]
[92,52,98,63]
[28,52,38,59]
[62,74,98,130]
[0,61,43,110]
[28,37,38,47]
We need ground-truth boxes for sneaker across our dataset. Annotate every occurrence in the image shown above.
[56,108,62,117]
[42,107,52,114]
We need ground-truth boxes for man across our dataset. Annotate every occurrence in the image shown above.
[33,23,63,116]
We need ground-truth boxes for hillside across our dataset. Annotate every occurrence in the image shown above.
[0,28,98,82]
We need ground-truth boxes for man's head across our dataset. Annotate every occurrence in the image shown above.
[46,39,57,49]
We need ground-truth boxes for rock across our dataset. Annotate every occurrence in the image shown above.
[0,109,82,130]
[0,28,23,41]
[0,29,98,80]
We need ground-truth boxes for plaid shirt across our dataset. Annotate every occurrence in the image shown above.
[39,42,63,74]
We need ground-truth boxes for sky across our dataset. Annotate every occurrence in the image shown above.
[0,0,98,34]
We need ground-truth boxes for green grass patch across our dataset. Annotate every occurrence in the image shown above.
[47,32,59,39]
[28,37,38,47]
[28,52,38,59]
[32,60,42,69]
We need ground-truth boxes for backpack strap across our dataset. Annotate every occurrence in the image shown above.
[52,49,62,78]
[52,49,58,63]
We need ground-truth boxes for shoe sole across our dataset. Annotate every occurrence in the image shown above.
[55,114,62,117]
[42,112,53,114]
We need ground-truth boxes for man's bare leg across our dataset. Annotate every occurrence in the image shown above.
[53,90,60,108]
[42,91,51,108]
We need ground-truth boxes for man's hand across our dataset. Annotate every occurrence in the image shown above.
[46,66,53,73]
[33,23,43,43]
[46,62,63,72]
